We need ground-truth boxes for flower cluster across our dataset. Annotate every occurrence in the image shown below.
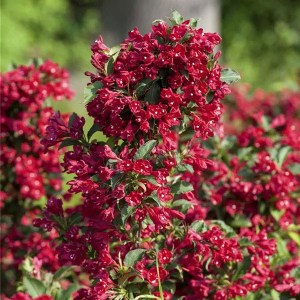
[194,86,300,298]
[0,60,73,296]
[37,12,283,300]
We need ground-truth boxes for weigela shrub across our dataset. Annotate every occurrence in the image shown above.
[36,12,283,300]
[0,60,74,295]
[195,87,300,298]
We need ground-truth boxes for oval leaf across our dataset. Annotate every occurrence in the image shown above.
[124,249,146,267]
[134,140,157,160]
[220,68,241,84]
[84,81,103,104]
[23,276,46,298]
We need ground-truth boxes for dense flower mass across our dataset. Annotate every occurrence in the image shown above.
[5,11,298,300]
[0,60,73,296]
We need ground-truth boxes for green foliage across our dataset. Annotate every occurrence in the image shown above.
[0,0,101,71]
[222,0,300,90]
[124,249,147,267]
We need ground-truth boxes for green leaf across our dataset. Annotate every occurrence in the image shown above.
[273,233,290,258]
[237,147,253,160]
[220,68,241,84]
[87,123,100,141]
[135,78,153,98]
[288,231,300,247]
[190,220,208,233]
[170,181,193,194]
[270,290,280,300]
[289,163,300,175]
[144,82,161,104]
[121,205,135,225]
[172,10,184,24]
[32,57,43,68]
[146,191,161,207]
[59,283,80,300]
[270,207,284,222]
[58,138,81,150]
[211,220,236,236]
[261,115,271,131]
[152,19,165,25]
[238,237,252,247]
[53,266,73,281]
[231,214,252,228]
[109,45,121,56]
[175,164,194,173]
[232,255,251,281]
[172,199,193,208]
[23,276,46,297]
[277,146,291,167]
[68,112,78,128]
[67,212,82,227]
[124,249,146,267]
[105,56,115,75]
[111,173,125,190]
[189,18,199,28]
[133,140,157,160]
[139,176,159,186]
[84,81,103,104]
[104,46,121,76]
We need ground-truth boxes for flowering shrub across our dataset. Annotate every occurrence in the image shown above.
[35,12,274,300]
[196,87,300,298]
[4,11,299,300]
[0,60,74,295]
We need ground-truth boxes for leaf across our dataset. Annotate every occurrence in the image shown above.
[58,138,81,150]
[109,45,121,56]
[133,140,157,160]
[232,255,251,281]
[121,205,135,225]
[68,112,78,127]
[139,176,159,186]
[190,220,208,233]
[53,266,73,281]
[270,290,280,300]
[111,173,125,190]
[104,46,121,76]
[83,81,103,104]
[189,18,199,28]
[105,56,115,75]
[288,231,300,247]
[67,212,82,227]
[231,214,252,228]
[175,164,194,173]
[23,276,46,297]
[211,220,236,236]
[146,191,161,207]
[60,283,80,300]
[277,146,291,167]
[87,123,100,141]
[289,163,300,175]
[124,249,146,267]
[261,115,271,131]
[170,181,193,194]
[238,237,252,247]
[270,207,284,222]
[172,10,184,24]
[135,78,153,98]
[172,199,193,208]
[144,82,161,104]
[220,68,241,84]
[152,19,165,25]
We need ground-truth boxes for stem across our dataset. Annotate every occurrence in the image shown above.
[156,252,164,300]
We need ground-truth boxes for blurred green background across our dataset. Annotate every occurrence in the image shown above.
[1,0,300,113]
